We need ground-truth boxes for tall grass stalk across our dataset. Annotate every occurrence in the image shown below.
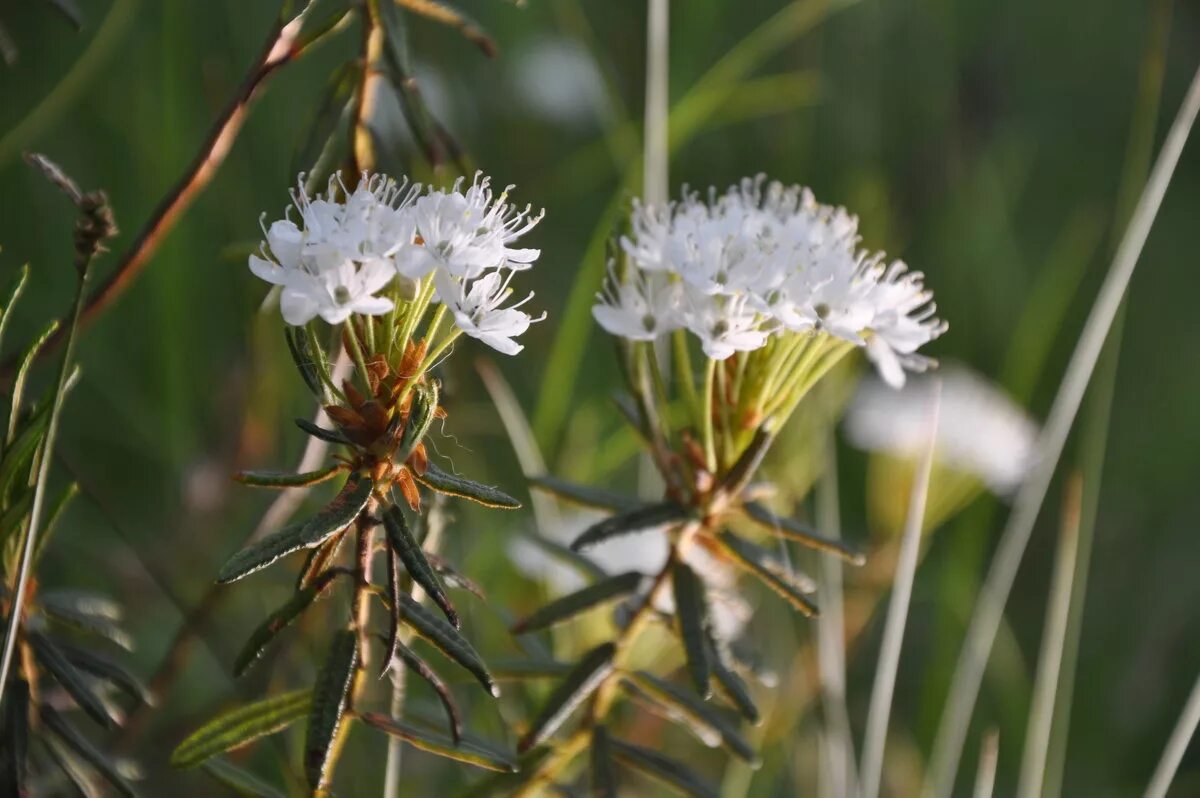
[923,60,1200,798]
[1015,475,1082,798]
[860,383,940,798]
[1145,671,1200,798]
[974,731,999,798]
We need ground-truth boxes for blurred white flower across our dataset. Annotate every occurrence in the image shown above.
[844,364,1039,495]
[592,265,681,341]
[508,511,750,640]
[435,268,543,356]
[598,175,947,386]
[510,38,610,128]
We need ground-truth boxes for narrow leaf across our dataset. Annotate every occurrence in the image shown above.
[361,713,516,773]
[233,575,335,677]
[708,640,759,725]
[396,592,496,696]
[7,319,59,444]
[305,630,358,788]
[0,264,30,361]
[511,571,643,635]
[296,529,347,590]
[294,417,352,445]
[591,724,618,798]
[416,462,521,509]
[201,756,286,798]
[234,464,344,489]
[395,381,439,463]
[39,589,122,621]
[519,533,607,582]
[42,707,138,797]
[0,678,29,793]
[717,428,774,496]
[715,530,819,617]
[386,638,463,743]
[384,504,457,627]
[28,633,117,728]
[742,501,865,565]
[217,475,372,583]
[40,602,133,650]
[41,734,102,797]
[284,325,325,397]
[672,563,712,699]
[609,738,718,798]
[623,671,758,765]
[518,642,616,753]
[171,689,312,768]
[570,502,687,551]
[527,475,640,512]
[55,639,153,706]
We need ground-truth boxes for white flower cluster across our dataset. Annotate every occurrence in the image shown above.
[249,172,545,355]
[592,176,948,387]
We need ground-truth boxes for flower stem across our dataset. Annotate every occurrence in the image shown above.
[672,329,700,424]
[702,358,717,472]
[341,318,372,391]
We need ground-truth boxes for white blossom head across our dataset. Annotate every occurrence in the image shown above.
[844,364,1038,495]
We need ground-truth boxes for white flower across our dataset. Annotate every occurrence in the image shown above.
[678,286,772,360]
[251,253,396,325]
[844,364,1039,495]
[591,264,682,341]
[435,268,544,356]
[400,172,544,280]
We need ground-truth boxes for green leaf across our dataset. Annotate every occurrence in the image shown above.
[201,757,287,798]
[527,475,640,512]
[0,678,29,794]
[386,638,462,743]
[395,381,439,463]
[0,400,49,505]
[305,630,358,789]
[294,417,352,446]
[416,462,521,509]
[28,633,118,728]
[360,713,516,773]
[7,319,59,445]
[510,571,643,635]
[384,504,457,627]
[171,689,312,768]
[0,264,30,361]
[217,474,373,583]
[715,530,819,617]
[40,589,122,621]
[284,325,326,397]
[570,502,688,552]
[42,733,101,796]
[622,671,758,765]
[41,707,138,797]
[396,591,497,697]
[609,737,718,798]
[233,463,344,489]
[290,60,361,192]
[518,642,616,753]
[40,601,133,649]
[717,428,774,495]
[32,480,77,562]
[708,640,759,725]
[742,501,865,565]
[591,724,617,798]
[233,575,335,677]
[671,563,712,699]
[297,529,348,590]
[54,638,153,706]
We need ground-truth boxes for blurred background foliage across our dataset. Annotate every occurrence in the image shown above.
[0,0,1198,795]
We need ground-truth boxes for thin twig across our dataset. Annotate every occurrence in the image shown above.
[923,60,1200,798]
[1015,475,1082,798]
[1145,670,1200,798]
[859,382,940,798]
[974,731,999,798]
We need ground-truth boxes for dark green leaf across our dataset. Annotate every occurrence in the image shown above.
[305,630,358,788]
[297,529,348,590]
[28,633,117,728]
[591,724,617,798]
[714,530,818,617]
[416,462,521,509]
[0,678,29,793]
[384,504,456,627]
[518,533,607,582]
[39,599,134,649]
[398,0,496,56]
[397,592,497,696]
[671,563,712,699]
[0,400,49,505]
[518,642,615,753]
[40,589,122,621]
[42,707,138,797]
[609,738,718,798]
[217,474,373,583]
[386,639,462,743]
[395,381,439,463]
[201,756,287,798]
[570,502,687,551]
[717,428,774,495]
[170,689,312,768]
[54,638,152,706]
[294,417,352,445]
[511,571,643,635]
[233,574,335,677]
[285,324,326,397]
[42,733,102,796]
[44,0,84,29]
[0,263,30,359]
[708,639,759,725]
[622,671,758,765]
[0,490,31,544]
[427,552,486,599]
[742,501,865,565]
[360,713,516,773]
[234,463,344,489]
[527,475,640,512]
[376,2,451,168]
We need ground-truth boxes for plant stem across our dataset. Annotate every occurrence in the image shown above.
[672,328,700,423]
[702,358,717,472]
